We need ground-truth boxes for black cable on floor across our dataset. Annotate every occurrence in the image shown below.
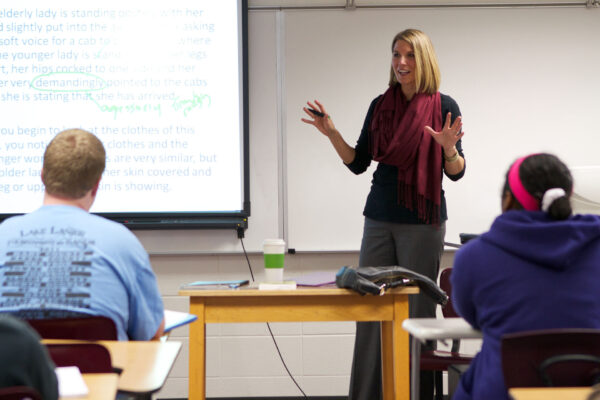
[266,321,307,397]
[239,237,307,397]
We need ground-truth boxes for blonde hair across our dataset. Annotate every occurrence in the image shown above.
[42,129,105,199]
[388,29,441,94]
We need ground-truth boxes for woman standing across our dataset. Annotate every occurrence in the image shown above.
[302,28,466,400]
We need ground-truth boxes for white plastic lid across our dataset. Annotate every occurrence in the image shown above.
[263,238,285,246]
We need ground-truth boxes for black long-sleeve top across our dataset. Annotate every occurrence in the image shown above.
[346,93,466,224]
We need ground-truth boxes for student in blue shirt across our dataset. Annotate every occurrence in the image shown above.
[0,129,165,341]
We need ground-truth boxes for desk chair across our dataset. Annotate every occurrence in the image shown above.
[46,343,114,374]
[502,329,600,387]
[0,386,42,400]
[26,316,118,340]
[420,267,474,400]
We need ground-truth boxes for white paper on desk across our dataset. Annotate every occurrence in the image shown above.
[258,281,297,290]
[55,366,89,397]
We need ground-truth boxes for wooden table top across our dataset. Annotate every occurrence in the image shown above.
[179,285,419,297]
[509,387,595,400]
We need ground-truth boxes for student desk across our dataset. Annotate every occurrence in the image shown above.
[509,387,594,400]
[402,317,482,400]
[179,286,419,400]
[45,340,182,398]
[59,373,119,400]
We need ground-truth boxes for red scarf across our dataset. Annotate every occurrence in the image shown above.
[370,85,443,224]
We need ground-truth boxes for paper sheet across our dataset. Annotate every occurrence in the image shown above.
[55,366,89,397]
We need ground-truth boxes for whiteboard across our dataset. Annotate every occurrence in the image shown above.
[284,6,600,250]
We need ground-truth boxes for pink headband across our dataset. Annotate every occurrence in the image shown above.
[508,156,539,211]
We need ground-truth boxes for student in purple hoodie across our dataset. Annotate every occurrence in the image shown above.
[451,153,600,400]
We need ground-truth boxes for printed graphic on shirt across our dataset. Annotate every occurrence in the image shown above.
[0,226,95,318]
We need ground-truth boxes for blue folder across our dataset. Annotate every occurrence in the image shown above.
[164,310,198,333]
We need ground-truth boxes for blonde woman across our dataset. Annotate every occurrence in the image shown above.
[302,29,466,400]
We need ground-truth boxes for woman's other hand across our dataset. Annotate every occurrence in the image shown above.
[301,99,355,164]
[301,100,336,137]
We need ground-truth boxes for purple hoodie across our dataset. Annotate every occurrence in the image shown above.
[451,210,600,400]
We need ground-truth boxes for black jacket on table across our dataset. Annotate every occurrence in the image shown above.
[346,93,466,224]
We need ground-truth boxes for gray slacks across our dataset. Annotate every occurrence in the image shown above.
[349,217,445,400]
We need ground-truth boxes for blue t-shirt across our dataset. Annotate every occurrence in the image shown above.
[0,205,164,341]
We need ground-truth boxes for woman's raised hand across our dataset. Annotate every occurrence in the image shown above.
[301,100,336,137]
[425,112,465,153]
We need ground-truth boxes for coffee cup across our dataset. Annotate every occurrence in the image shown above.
[263,238,285,283]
